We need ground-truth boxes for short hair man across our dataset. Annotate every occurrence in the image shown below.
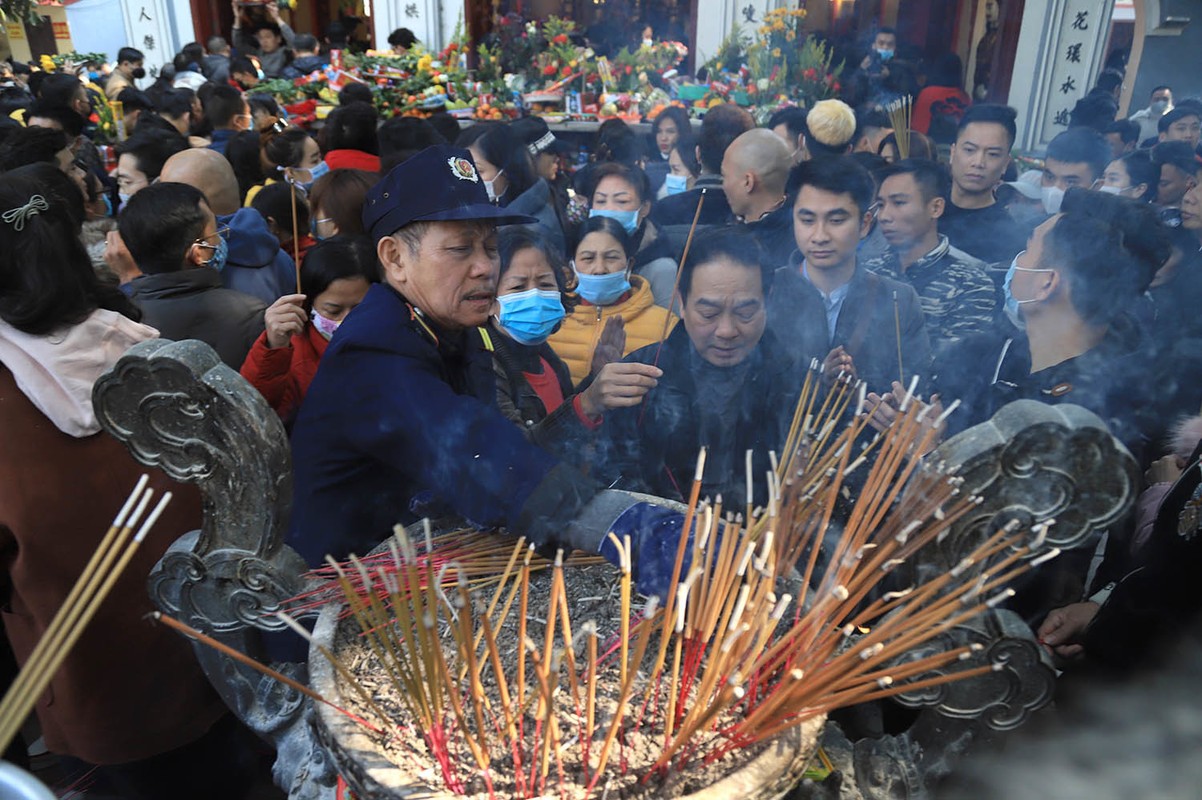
[863,159,996,351]
[104,46,144,101]
[768,106,807,164]
[156,88,195,137]
[388,27,418,55]
[0,126,79,190]
[1152,140,1200,207]
[1103,119,1140,159]
[228,56,261,91]
[650,102,753,227]
[941,103,1026,264]
[853,107,893,155]
[202,84,251,155]
[203,36,232,84]
[120,182,266,368]
[286,145,684,600]
[1129,85,1172,143]
[767,156,930,394]
[1159,105,1202,150]
[595,227,796,508]
[114,129,187,202]
[114,88,154,136]
[722,128,795,265]
[1041,127,1112,212]
[283,33,327,78]
[160,148,297,305]
[231,1,296,79]
[24,100,84,139]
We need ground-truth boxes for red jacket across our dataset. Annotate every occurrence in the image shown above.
[240,324,329,422]
[324,148,380,173]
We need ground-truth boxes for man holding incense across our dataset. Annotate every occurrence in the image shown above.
[288,146,684,598]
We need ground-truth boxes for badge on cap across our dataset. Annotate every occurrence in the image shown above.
[448,157,479,183]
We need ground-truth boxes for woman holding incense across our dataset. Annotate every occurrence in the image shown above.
[240,234,379,424]
[0,164,261,797]
[547,214,678,385]
[489,227,659,455]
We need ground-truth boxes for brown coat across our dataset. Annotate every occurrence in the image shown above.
[0,367,226,764]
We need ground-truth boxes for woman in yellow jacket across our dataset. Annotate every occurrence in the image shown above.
[549,215,678,385]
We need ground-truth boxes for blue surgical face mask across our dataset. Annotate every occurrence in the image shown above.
[1003,251,1054,329]
[663,174,688,196]
[573,261,631,306]
[589,207,640,235]
[876,48,895,61]
[118,191,132,211]
[497,288,566,345]
[205,235,229,272]
[287,159,330,190]
[101,193,113,217]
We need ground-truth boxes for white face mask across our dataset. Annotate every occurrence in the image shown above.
[1041,185,1065,215]
[484,169,504,202]
[1097,184,1123,195]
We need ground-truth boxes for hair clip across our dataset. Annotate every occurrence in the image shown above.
[2,194,49,231]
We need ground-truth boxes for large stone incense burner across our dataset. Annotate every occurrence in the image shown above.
[94,340,1139,799]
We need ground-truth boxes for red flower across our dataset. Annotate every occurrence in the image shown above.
[561,65,572,77]
[625,65,633,75]
[553,34,569,44]
[543,64,557,76]
[803,68,817,81]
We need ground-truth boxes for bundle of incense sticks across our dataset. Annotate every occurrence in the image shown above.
[0,477,173,753]
[885,96,913,159]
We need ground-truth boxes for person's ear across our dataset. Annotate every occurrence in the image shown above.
[639,198,651,221]
[186,241,207,268]
[1034,268,1059,303]
[377,235,409,287]
[1132,182,1149,199]
[929,196,946,219]
[695,144,702,166]
[859,210,874,239]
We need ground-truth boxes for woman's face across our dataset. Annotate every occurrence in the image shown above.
[469,146,509,197]
[498,246,559,297]
[592,175,644,214]
[656,117,679,154]
[312,204,338,239]
[574,231,629,275]
[1102,159,1148,200]
[312,276,371,323]
[879,141,898,164]
[668,148,695,190]
[300,136,321,168]
[535,151,559,182]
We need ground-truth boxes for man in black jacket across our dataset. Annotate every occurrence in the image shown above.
[120,183,265,368]
[723,128,796,267]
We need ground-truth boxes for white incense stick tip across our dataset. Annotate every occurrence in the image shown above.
[790,668,804,681]
[950,557,974,577]
[134,492,171,543]
[114,474,150,529]
[275,611,315,642]
[898,374,920,412]
[643,595,661,618]
[833,585,849,601]
[1029,547,1061,568]
[991,662,1004,672]
[842,623,856,637]
[986,588,1016,608]
[958,650,973,660]
[694,447,708,482]
[876,676,894,689]
[935,398,961,424]
[882,587,914,601]
[859,643,883,660]
[554,548,564,567]
[970,643,984,651]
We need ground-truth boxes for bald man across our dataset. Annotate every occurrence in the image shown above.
[722,129,797,266]
[160,149,296,305]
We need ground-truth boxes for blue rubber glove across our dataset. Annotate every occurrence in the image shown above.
[598,502,694,601]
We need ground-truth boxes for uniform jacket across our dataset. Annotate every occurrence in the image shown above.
[862,234,997,356]
[127,269,266,369]
[288,283,599,567]
[649,175,734,228]
[547,275,678,386]
[239,324,328,424]
[768,257,932,395]
[593,323,798,509]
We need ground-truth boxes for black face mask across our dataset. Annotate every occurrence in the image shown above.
[132,67,146,80]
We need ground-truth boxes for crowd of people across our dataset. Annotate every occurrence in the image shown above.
[1,18,1202,799]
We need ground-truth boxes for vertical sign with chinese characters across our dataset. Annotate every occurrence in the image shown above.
[1031,0,1116,147]
[120,0,174,87]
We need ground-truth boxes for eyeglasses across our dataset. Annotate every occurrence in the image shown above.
[193,226,230,250]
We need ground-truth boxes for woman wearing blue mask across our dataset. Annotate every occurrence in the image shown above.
[547,215,678,385]
[490,228,661,452]
[656,137,700,200]
[244,126,324,206]
[586,162,678,309]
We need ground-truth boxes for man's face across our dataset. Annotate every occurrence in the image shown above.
[190,204,220,268]
[233,102,253,132]
[1152,88,1172,107]
[1162,113,1202,149]
[1104,132,1132,159]
[379,220,500,331]
[1041,158,1096,193]
[1180,169,1202,231]
[121,59,143,78]
[71,86,90,118]
[1011,213,1060,306]
[234,70,260,89]
[950,122,1011,197]
[1158,163,1193,206]
[876,172,941,253]
[257,29,282,54]
[874,32,896,53]
[793,185,869,273]
[115,153,150,197]
[680,258,766,368]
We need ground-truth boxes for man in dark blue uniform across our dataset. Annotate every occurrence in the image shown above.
[288,146,684,597]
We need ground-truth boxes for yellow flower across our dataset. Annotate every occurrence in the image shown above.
[786,30,796,41]
[772,47,782,58]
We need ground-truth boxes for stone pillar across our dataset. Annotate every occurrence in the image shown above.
[114,0,197,85]
[371,0,462,54]
[1006,0,1116,151]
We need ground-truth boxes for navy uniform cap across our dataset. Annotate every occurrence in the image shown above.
[362,144,537,242]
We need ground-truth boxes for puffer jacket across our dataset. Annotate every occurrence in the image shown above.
[547,275,678,385]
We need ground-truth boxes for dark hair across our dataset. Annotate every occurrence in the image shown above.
[879,158,950,203]
[340,83,374,106]
[24,100,83,137]
[116,129,188,182]
[956,103,1018,147]
[1159,106,1202,134]
[225,130,267,202]
[651,105,692,155]
[787,156,877,215]
[849,151,889,183]
[856,106,892,134]
[1114,149,1159,203]
[595,125,647,167]
[378,116,446,173]
[117,47,145,64]
[572,214,634,260]
[426,112,460,146]
[0,164,138,334]
[498,227,573,309]
[118,182,209,275]
[1104,119,1140,145]
[207,35,229,53]
[768,107,807,141]
[0,86,31,120]
[309,168,379,236]
[1152,140,1201,177]
[229,56,259,79]
[697,103,754,174]
[205,84,246,129]
[387,27,417,48]
[469,123,538,202]
[264,127,312,169]
[181,41,204,66]
[877,26,896,37]
[1046,127,1111,180]
[322,101,379,155]
[299,235,379,312]
[927,53,963,88]
[293,33,319,52]
[587,161,651,204]
[255,22,284,42]
[251,180,309,240]
[671,135,701,177]
[677,226,769,303]
[116,87,155,112]
[1068,92,1119,132]
[38,73,86,109]
[1094,68,1124,94]
[247,93,281,122]
[157,88,194,121]
[0,125,68,171]
[1049,188,1170,321]
[1152,85,1172,96]
[877,130,938,161]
